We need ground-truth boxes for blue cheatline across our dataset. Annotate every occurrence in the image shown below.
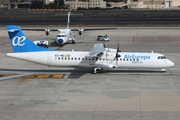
[6,25,55,53]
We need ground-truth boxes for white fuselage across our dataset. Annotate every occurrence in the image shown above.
[56,29,73,45]
[6,48,174,71]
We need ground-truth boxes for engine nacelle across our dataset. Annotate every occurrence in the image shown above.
[78,29,84,35]
[45,29,50,36]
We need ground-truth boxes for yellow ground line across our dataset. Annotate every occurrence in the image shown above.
[0,74,15,77]
[52,74,64,79]
[36,74,51,78]
[0,74,64,82]
[19,77,26,83]
[24,75,35,79]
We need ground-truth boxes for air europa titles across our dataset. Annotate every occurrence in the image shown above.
[124,55,150,60]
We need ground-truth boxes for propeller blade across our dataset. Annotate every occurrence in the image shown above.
[115,43,120,58]
[115,43,121,66]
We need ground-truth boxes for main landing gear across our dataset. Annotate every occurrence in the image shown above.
[161,69,166,72]
[93,68,102,74]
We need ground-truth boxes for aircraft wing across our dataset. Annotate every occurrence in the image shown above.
[0,73,33,81]
[87,43,105,58]
[22,28,58,32]
[22,28,117,32]
[71,28,118,31]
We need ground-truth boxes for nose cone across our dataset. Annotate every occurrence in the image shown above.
[168,60,174,67]
[58,39,63,44]
[165,59,174,67]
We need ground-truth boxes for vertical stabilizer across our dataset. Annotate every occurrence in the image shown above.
[67,12,71,29]
[6,25,54,52]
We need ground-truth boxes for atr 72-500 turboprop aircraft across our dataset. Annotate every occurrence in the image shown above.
[22,12,117,46]
[6,25,174,73]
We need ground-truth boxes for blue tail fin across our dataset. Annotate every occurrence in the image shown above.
[6,25,54,52]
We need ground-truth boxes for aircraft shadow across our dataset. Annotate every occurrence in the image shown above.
[104,69,163,73]
[0,68,90,79]
[0,68,164,79]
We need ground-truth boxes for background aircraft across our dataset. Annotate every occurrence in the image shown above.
[22,12,117,46]
[6,25,174,73]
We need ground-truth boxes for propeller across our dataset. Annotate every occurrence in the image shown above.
[40,28,53,37]
[45,28,50,36]
[115,43,121,66]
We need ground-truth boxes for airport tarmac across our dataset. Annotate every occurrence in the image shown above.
[0,26,180,120]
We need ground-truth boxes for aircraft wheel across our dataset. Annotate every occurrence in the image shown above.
[97,69,101,73]
[161,69,166,72]
[93,68,101,74]
[93,68,97,74]
[72,40,75,44]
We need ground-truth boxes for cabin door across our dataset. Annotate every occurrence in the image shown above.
[102,51,108,65]
[47,56,52,65]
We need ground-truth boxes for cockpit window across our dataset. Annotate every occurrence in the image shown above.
[57,35,66,37]
[157,56,166,59]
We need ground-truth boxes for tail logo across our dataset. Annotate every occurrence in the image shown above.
[12,36,26,47]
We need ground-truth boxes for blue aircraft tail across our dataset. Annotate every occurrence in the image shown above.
[6,25,54,52]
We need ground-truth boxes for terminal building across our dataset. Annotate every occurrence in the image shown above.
[108,0,180,9]
[1,0,180,9]
[125,0,180,9]
[65,0,106,10]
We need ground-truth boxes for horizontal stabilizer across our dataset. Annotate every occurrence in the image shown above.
[7,29,20,32]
